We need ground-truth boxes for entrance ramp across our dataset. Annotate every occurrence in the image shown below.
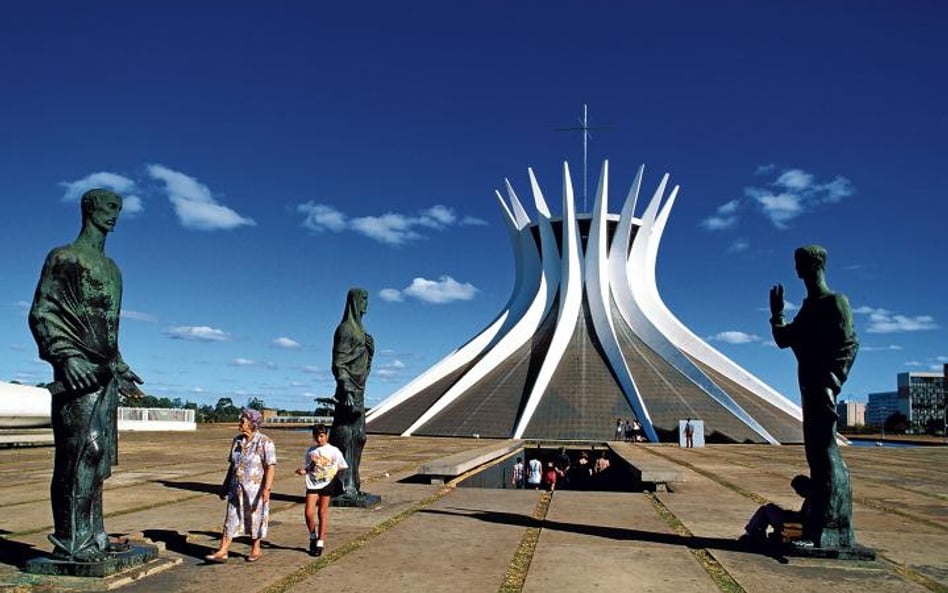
[420,439,523,484]
[609,443,682,491]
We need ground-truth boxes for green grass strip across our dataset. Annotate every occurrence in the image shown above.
[9,493,207,537]
[497,492,551,593]
[852,496,947,533]
[648,493,747,593]
[258,487,454,593]
[642,447,768,504]
[643,446,947,532]
[881,557,948,593]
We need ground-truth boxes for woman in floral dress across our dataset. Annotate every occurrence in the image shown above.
[206,408,276,562]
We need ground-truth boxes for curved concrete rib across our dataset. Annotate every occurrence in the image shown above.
[367,182,533,425]
[514,162,583,438]
[403,168,562,435]
[582,162,659,442]
[636,185,802,421]
[617,179,778,443]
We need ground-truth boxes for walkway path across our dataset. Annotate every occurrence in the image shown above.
[0,427,945,593]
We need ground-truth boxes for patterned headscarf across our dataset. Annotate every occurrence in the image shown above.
[241,408,263,430]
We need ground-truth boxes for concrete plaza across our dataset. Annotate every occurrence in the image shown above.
[0,425,945,593]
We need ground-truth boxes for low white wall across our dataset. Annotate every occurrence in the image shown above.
[117,407,196,432]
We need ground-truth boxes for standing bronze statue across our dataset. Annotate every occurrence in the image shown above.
[29,189,144,563]
[770,245,859,550]
[329,288,374,502]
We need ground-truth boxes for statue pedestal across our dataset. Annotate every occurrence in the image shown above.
[25,544,161,578]
[785,541,876,561]
[331,492,382,508]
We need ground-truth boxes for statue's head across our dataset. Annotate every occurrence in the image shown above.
[349,288,368,316]
[80,189,123,234]
[794,244,827,279]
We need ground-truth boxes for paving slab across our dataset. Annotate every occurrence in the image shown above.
[525,491,719,593]
[285,487,539,593]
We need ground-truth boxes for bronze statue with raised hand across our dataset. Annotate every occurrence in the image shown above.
[770,245,858,550]
[29,189,144,562]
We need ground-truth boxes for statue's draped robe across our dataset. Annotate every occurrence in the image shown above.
[773,292,858,547]
[329,289,374,497]
[29,244,126,559]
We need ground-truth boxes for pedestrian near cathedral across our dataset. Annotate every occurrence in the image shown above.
[296,424,348,557]
[511,457,525,488]
[527,456,543,489]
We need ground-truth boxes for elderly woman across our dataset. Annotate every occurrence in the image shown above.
[206,408,276,563]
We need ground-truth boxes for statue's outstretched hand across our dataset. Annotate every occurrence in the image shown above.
[119,369,145,398]
[769,284,785,318]
[63,357,98,392]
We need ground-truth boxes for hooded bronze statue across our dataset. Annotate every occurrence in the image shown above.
[329,287,374,499]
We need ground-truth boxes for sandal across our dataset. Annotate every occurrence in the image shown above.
[245,553,262,563]
[205,552,228,563]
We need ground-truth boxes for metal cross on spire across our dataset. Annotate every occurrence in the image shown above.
[555,104,613,212]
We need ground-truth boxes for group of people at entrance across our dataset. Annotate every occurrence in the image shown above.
[615,417,643,442]
[511,447,611,492]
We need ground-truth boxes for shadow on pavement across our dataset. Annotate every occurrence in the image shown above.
[421,507,789,563]
[152,479,304,504]
[0,536,45,568]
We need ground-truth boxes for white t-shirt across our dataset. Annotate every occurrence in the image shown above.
[527,458,542,485]
[302,443,348,490]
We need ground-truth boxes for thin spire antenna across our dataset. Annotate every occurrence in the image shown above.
[554,104,613,212]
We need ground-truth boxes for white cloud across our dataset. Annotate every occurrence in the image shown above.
[700,200,740,231]
[298,202,347,232]
[749,191,803,229]
[379,288,404,302]
[59,172,144,215]
[231,358,256,366]
[854,306,939,334]
[419,205,456,227]
[774,169,814,191]
[700,215,738,231]
[147,164,255,231]
[271,337,301,349]
[727,239,749,253]
[755,164,776,176]
[351,213,422,245]
[819,177,855,203]
[709,331,761,344]
[375,359,408,379]
[740,167,855,228]
[860,345,903,352]
[395,275,479,304]
[296,203,485,245]
[121,309,157,322]
[164,325,233,341]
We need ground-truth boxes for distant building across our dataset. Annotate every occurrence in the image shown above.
[836,400,865,427]
[866,391,898,427]
[897,372,945,433]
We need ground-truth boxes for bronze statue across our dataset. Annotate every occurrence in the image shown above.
[770,245,858,549]
[29,189,143,562]
[329,288,374,500]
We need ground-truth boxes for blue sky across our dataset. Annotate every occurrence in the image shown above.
[1,2,945,412]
